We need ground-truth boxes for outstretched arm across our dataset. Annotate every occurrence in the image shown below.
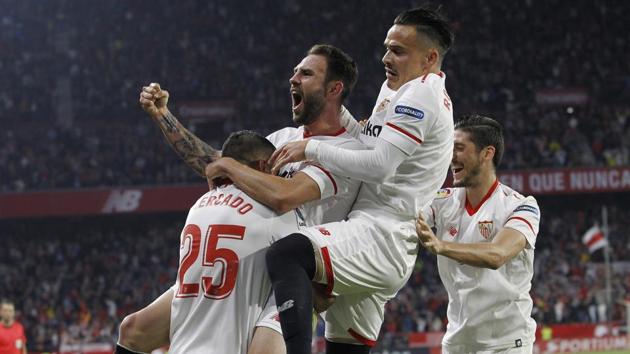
[270,138,406,184]
[416,214,527,270]
[139,83,220,176]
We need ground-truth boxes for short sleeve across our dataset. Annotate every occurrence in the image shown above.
[299,164,341,200]
[379,82,437,155]
[504,196,540,249]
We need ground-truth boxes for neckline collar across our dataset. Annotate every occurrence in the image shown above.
[465,179,499,216]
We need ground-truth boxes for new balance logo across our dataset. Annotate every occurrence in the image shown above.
[278,299,295,312]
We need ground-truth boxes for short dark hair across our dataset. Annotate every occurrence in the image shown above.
[455,114,504,169]
[394,7,454,61]
[221,130,276,166]
[307,44,358,101]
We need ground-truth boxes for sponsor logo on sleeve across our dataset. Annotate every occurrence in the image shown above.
[435,188,452,199]
[394,105,425,120]
[513,204,539,216]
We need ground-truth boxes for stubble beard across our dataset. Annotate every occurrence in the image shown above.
[292,89,326,126]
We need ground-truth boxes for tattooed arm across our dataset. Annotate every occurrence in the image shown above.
[140,83,220,176]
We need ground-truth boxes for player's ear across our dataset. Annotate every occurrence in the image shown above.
[326,81,344,99]
[257,160,271,174]
[483,146,496,164]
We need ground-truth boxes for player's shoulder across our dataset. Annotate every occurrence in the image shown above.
[267,127,301,146]
[431,187,461,208]
[330,129,366,150]
[499,184,540,214]
[391,73,445,114]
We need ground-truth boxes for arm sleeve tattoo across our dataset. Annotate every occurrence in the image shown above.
[156,110,220,177]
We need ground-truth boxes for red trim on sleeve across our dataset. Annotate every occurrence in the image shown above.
[421,73,429,83]
[303,127,347,138]
[385,122,423,144]
[320,247,334,297]
[465,179,499,215]
[348,328,377,347]
[505,216,535,235]
[311,165,338,195]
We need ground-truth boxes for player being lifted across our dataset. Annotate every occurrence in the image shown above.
[250,7,455,354]
[416,115,540,354]
[117,44,363,353]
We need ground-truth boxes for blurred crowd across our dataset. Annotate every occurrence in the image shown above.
[2,201,629,352]
[1,0,629,192]
[0,216,180,352]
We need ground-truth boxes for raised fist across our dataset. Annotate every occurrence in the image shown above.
[139,82,170,118]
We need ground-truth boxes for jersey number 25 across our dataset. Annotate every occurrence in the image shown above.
[176,224,246,300]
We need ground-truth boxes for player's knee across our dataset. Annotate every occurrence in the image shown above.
[266,233,315,279]
[118,312,144,349]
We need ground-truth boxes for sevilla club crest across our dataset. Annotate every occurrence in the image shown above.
[477,221,493,239]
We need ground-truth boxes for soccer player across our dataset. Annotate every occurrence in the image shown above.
[117,44,363,353]
[416,115,539,354]
[118,131,301,354]
[0,300,27,354]
[260,7,455,354]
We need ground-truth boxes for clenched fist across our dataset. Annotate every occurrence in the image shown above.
[139,82,170,118]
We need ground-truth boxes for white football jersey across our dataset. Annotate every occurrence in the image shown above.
[424,181,540,351]
[351,73,453,222]
[267,126,363,226]
[169,184,301,354]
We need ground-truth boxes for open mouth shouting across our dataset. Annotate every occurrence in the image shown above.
[291,89,304,114]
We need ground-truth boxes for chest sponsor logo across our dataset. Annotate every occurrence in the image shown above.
[361,121,382,137]
[478,220,494,239]
[394,105,424,120]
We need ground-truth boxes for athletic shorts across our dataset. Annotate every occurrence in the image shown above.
[255,294,282,334]
[299,215,418,346]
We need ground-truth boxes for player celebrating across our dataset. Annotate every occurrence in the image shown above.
[259,7,455,354]
[0,300,27,354]
[118,131,301,354]
[117,44,363,353]
[416,115,539,353]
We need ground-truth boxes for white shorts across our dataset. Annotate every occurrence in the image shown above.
[300,215,418,346]
[255,294,282,334]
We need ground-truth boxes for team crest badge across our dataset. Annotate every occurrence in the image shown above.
[375,98,390,113]
[477,221,493,239]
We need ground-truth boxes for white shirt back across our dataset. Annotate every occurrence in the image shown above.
[424,182,540,350]
[352,74,453,221]
[169,184,300,354]
[267,126,363,226]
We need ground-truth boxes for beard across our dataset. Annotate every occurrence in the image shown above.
[292,89,326,126]
[452,161,482,188]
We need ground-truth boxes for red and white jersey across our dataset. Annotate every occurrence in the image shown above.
[169,184,301,354]
[267,126,363,226]
[352,74,453,222]
[424,181,540,351]
[0,322,26,354]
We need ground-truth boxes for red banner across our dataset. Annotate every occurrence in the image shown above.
[497,166,630,195]
[0,185,207,219]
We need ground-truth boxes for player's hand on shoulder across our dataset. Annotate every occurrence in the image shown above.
[139,82,169,118]
[416,213,442,255]
[269,140,309,175]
